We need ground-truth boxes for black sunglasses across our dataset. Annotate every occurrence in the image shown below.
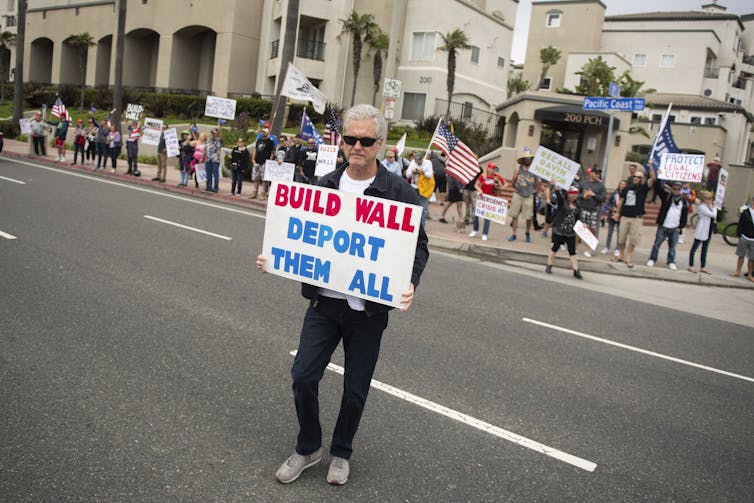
[342,135,379,147]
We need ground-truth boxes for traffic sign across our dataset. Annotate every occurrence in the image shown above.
[583,97,645,111]
[609,82,621,98]
[383,78,401,99]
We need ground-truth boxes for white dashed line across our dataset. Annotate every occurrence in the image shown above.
[144,215,232,241]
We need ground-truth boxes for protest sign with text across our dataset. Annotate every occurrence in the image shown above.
[315,144,339,177]
[204,96,237,121]
[125,103,144,121]
[19,118,31,135]
[141,117,163,146]
[530,145,580,189]
[264,159,296,182]
[658,153,704,182]
[164,128,180,157]
[574,220,599,251]
[261,181,421,308]
[474,193,509,224]
[194,163,207,183]
[715,168,728,210]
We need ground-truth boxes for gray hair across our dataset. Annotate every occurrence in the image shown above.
[342,104,387,140]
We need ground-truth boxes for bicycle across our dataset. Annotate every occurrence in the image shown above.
[721,203,749,246]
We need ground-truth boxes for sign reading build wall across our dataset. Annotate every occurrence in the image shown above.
[262,181,421,308]
[125,104,144,121]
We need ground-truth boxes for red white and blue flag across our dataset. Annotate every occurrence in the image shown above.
[323,106,341,147]
[431,121,481,186]
[51,96,71,122]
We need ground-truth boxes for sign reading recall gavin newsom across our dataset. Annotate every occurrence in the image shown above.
[529,145,581,189]
[262,181,421,308]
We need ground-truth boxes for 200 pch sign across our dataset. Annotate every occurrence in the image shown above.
[261,181,421,308]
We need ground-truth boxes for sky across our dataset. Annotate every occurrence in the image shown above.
[511,0,754,63]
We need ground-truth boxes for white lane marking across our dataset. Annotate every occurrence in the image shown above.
[0,230,18,239]
[289,350,597,472]
[523,318,754,384]
[2,157,264,218]
[144,215,232,241]
[0,175,26,184]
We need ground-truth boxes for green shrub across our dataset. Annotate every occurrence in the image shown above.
[0,119,21,138]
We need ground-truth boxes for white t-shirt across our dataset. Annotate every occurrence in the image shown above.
[318,169,376,311]
[662,199,683,229]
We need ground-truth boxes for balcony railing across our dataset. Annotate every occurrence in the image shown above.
[704,67,720,78]
[271,40,279,59]
[296,39,326,61]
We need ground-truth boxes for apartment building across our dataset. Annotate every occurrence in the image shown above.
[492,0,754,208]
[8,0,517,126]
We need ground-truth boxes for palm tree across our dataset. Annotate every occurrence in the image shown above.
[65,32,95,111]
[438,29,472,117]
[369,29,389,106]
[574,56,615,96]
[338,11,378,107]
[507,74,531,99]
[0,31,16,105]
[618,70,655,97]
[538,45,561,90]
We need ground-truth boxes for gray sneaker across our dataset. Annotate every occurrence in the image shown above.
[326,456,350,485]
[274,448,323,484]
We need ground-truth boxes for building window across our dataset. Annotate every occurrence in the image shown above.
[690,116,702,125]
[660,54,675,68]
[4,14,15,26]
[705,117,716,126]
[470,46,480,64]
[633,53,647,67]
[6,0,13,12]
[402,92,426,121]
[411,32,436,62]
[546,11,561,28]
[539,77,552,90]
[497,57,505,68]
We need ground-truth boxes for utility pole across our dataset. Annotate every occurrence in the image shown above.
[12,0,26,122]
[112,0,126,131]
[270,0,300,138]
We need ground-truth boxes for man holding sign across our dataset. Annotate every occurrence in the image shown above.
[256,105,428,486]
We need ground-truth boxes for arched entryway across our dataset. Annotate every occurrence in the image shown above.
[29,37,53,83]
[124,28,159,88]
[95,35,112,86]
[504,112,519,148]
[169,26,216,93]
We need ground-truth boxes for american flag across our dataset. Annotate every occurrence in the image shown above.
[51,96,71,122]
[323,107,341,146]
[431,121,481,185]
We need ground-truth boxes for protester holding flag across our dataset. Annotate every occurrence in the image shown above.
[612,165,656,268]
[257,104,428,486]
[46,116,69,163]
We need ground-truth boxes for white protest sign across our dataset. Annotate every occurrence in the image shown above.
[574,220,599,251]
[19,118,31,135]
[530,145,580,189]
[473,193,509,224]
[204,96,237,120]
[280,63,328,114]
[315,144,339,177]
[194,163,207,183]
[658,153,704,182]
[141,117,163,146]
[262,181,421,308]
[264,159,296,182]
[164,128,180,157]
[714,168,728,210]
[125,103,144,121]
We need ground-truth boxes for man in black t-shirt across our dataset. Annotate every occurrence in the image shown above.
[613,166,655,268]
[252,127,276,200]
[299,138,319,184]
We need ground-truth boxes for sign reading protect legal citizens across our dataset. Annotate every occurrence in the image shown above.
[262,181,421,308]
[529,145,581,189]
[657,153,704,182]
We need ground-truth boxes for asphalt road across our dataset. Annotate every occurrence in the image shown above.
[1,158,753,502]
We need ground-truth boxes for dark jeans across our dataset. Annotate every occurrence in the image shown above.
[205,161,219,191]
[649,226,679,264]
[96,142,108,168]
[292,297,387,460]
[605,219,619,250]
[230,169,243,194]
[689,238,711,268]
[73,144,85,164]
[109,146,120,169]
[472,215,491,235]
[126,141,138,172]
[32,135,46,155]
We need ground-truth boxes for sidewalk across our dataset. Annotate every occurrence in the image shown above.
[3,138,752,290]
